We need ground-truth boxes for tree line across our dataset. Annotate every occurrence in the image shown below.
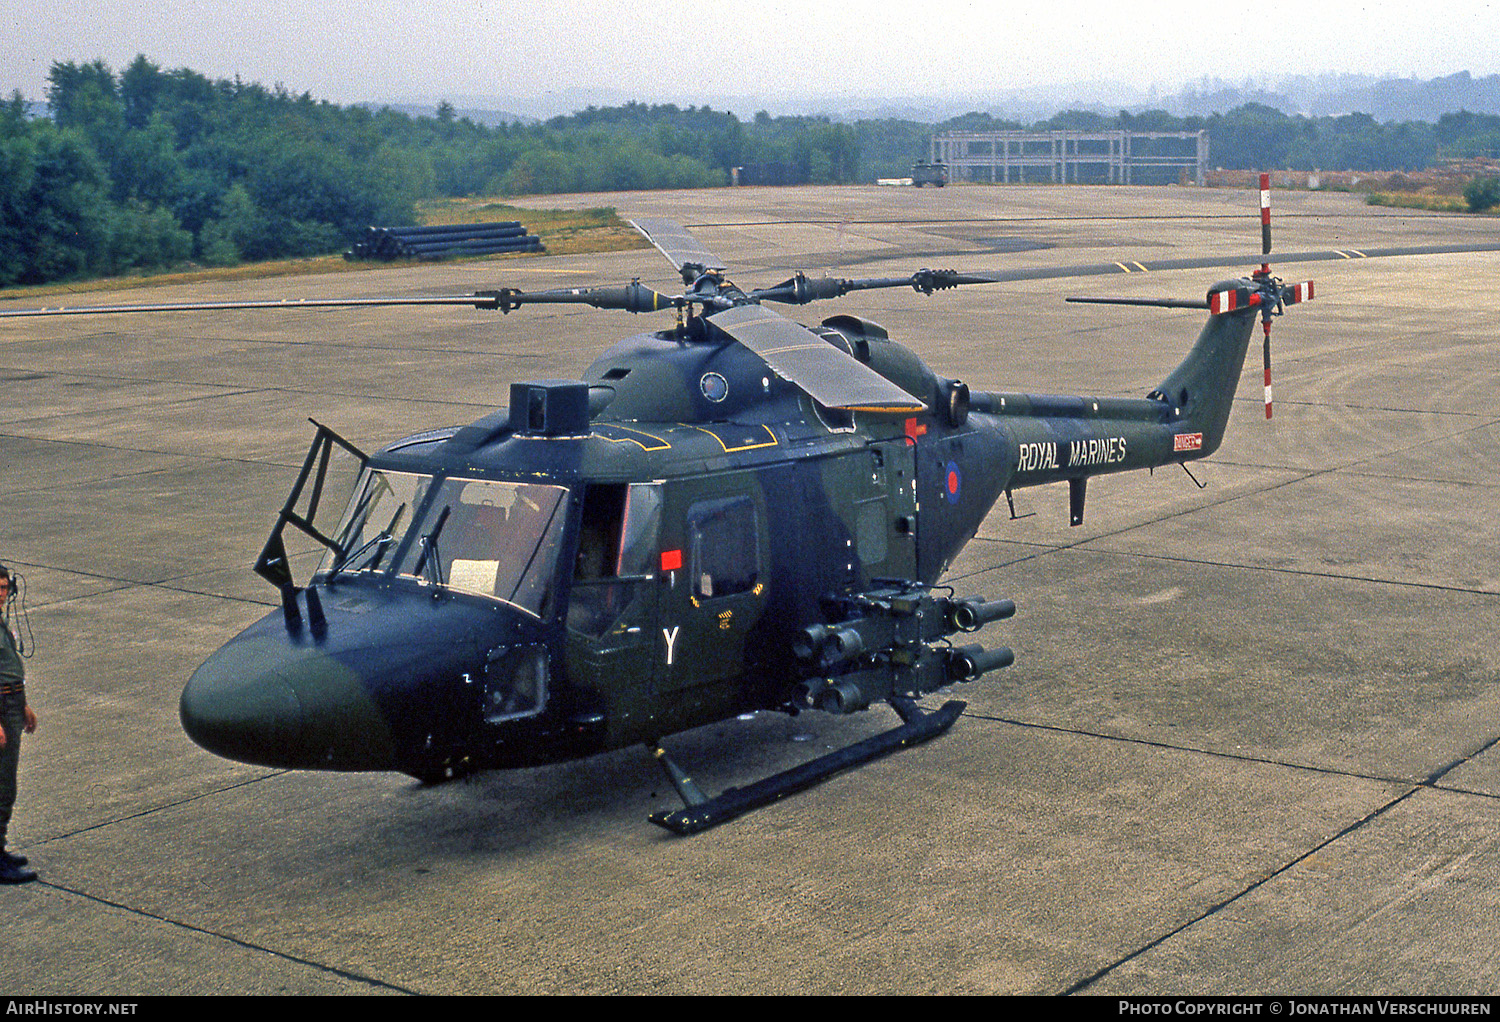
[6,56,1500,288]
[0,58,864,287]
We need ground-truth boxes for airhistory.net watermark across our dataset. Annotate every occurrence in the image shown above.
[5,1003,138,1016]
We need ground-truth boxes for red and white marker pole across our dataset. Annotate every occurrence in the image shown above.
[1260,172,1273,419]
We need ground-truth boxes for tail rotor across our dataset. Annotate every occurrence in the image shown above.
[1243,173,1315,420]
[1071,174,1315,424]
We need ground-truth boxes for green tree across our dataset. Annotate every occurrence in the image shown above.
[119,54,165,129]
[0,119,113,284]
[1464,176,1500,212]
[113,112,187,206]
[103,200,193,274]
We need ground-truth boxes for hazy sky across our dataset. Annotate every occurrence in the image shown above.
[6,0,1500,114]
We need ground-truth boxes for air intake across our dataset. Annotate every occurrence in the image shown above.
[509,381,590,436]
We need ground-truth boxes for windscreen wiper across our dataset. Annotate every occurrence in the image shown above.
[330,502,407,579]
[332,486,382,557]
[411,505,452,588]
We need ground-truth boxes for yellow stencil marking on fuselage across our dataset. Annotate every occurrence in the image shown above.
[596,424,672,451]
[687,423,780,452]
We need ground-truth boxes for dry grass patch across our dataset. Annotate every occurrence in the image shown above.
[0,202,651,304]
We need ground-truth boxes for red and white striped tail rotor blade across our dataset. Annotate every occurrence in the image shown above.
[1281,280,1315,305]
[1207,286,1262,315]
[1262,321,1274,420]
[1260,172,1272,257]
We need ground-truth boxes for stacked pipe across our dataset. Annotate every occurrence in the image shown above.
[345,222,544,261]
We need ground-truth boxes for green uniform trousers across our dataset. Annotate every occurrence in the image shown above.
[0,703,22,850]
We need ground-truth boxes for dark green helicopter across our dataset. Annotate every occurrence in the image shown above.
[9,180,1498,833]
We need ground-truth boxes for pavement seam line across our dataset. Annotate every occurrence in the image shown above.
[957,536,1500,597]
[959,711,1500,994]
[34,773,293,846]
[953,405,1500,590]
[1059,786,1421,995]
[0,561,277,611]
[30,878,419,994]
[0,428,299,471]
[965,710,1500,800]
[23,771,424,993]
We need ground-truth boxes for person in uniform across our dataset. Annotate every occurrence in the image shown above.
[0,564,38,884]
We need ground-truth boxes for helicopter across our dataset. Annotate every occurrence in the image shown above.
[7,178,1499,835]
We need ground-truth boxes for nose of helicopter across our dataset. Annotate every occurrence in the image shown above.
[181,620,399,771]
[180,653,304,766]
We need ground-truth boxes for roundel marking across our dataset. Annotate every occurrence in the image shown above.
[700,372,729,403]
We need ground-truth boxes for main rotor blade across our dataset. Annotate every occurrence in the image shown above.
[0,283,680,319]
[842,269,1004,293]
[0,294,513,318]
[1066,296,1209,309]
[977,240,1500,285]
[750,268,1002,305]
[707,304,927,414]
[630,218,727,283]
[476,283,677,313]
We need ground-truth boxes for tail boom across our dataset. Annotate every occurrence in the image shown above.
[968,299,1260,497]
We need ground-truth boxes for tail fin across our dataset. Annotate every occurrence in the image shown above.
[1150,290,1260,459]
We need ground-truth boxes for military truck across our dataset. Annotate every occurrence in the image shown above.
[911,160,949,187]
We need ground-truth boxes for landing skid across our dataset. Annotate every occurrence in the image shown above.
[648,697,966,835]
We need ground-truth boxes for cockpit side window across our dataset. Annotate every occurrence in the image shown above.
[686,495,759,599]
[567,483,661,638]
[574,484,627,581]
